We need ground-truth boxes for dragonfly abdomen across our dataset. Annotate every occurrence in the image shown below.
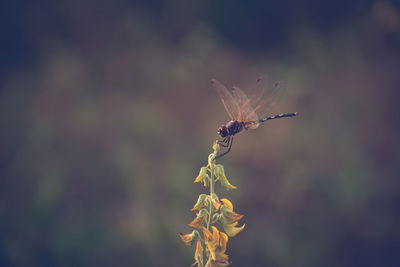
[258,112,297,123]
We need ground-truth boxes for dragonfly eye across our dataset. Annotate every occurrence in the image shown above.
[218,125,228,137]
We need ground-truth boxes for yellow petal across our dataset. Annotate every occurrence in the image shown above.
[195,239,203,254]
[211,226,220,244]
[179,232,194,246]
[194,239,203,265]
[215,165,237,190]
[221,205,244,223]
[202,227,213,241]
[188,217,203,229]
[218,232,228,254]
[222,222,245,237]
[179,230,200,247]
[220,199,233,211]
[191,194,207,211]
[220,179,237,190]
[188,210,207,229]
[194,167,209,187]
[203,227,219,260]
[203,176,209,187]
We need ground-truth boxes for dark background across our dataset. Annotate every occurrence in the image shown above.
[1,0,400,266]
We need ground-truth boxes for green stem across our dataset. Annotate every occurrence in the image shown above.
[207,159,215,231]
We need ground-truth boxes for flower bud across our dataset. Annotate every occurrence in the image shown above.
[194,167,209,188]
[213,141,220,154]
[214,164,237,190]
[191,194,208,211]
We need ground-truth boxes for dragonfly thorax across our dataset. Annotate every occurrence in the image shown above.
[218,120,244,138]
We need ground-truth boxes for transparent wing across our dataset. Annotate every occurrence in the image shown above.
[249,76,266,109]
[241,76,285,129]
[232,86,259,122]
[245,77,267,129]
[248,76,284,117]
[211,79,240,120]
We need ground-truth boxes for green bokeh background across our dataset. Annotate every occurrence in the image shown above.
[1,1,400,266]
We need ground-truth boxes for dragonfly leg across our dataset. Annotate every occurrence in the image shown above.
[217,136,230,147]
[215,136,234,160]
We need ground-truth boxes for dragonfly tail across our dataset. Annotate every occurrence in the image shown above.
[258,112,297,123]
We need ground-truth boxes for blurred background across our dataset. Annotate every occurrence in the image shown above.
[1,0,400,266]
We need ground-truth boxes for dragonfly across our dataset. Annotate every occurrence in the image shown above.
[211,78,297,159]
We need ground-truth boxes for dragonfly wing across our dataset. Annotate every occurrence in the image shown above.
[251,77,284,117]
[249,76,266,108]
[232,86,259,122]
[211,79,240,120]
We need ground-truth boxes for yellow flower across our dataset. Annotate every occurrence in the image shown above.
[202,226,218,260]
[219,220,245,237]
[220,205,244,224]
[194,239,203,266]
[194,167,209,187]
[202,227,231,266]
[179,230,199,246]
[214,165,236,190]
[216,232,229,264]
[188,209,208,229]
[220,199,233,211]
[192,194,208,211]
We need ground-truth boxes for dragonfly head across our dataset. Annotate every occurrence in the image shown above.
[218,125,229,138]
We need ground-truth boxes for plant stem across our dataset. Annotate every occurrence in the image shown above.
[207,160,215,231]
